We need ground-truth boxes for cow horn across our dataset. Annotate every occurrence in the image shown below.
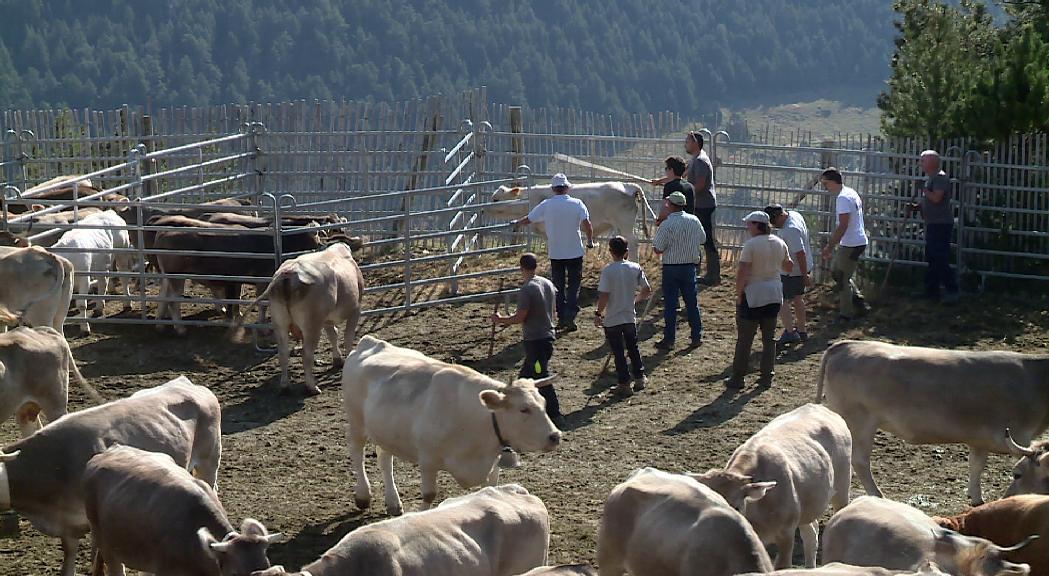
[1006,428,1039,457]
[0,450,19,463]
[999,535,1039,552]
[210,540,234,552]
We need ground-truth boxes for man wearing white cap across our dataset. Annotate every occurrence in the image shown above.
[727,210,793,388]
[513,173,595,332]
[651,191,706,349]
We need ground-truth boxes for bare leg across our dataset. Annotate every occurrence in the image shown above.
[379,448,403,515]
[778,301,794,333]
[793,296,807,333]
[968,448,988,506]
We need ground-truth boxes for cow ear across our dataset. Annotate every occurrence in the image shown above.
[1037,452,1049,468]
[480,390,507,410]
[240,518,268,537]
[742,481,777,502]
[30,204,45,212]
[510,187,522,197]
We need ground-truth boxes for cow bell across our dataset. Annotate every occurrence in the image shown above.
[0,511,20,539]
[498,447,521,469]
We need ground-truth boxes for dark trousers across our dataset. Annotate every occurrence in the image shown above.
[697,207,721,281]
[731,298,781,381]
[662,264,703,343]
[520,337,560,418]
[925,223,958,296]
[604,323,645,384]
[550,257,583,326]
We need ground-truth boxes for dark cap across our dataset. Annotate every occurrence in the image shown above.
[763,204,785,220]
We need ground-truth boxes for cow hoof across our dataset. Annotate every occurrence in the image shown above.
[387,503,404,516]
[305,385,322,397]
[354,496,371,510]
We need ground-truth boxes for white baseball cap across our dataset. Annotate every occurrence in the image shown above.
[742,210,770,225]
[550,173,572,188]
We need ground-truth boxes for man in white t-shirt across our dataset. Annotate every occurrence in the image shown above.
[819,168,870,320]
[765,204,813,344]
[513,173,595,332]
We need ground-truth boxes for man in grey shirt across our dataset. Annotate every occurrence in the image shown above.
[911,149,959,304]
[686,131,720,286]
[492,252,563,424]
[595,235,652,397]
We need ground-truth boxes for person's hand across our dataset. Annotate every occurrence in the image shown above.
[821,246,833,261]
[593,314,604,328]
[804,273,813,287]
[587,240,597,249]
[650,178,661,186]
[907,202,920,216]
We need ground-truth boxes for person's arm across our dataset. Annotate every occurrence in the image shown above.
[581,218,595,247]
[595,291,610,327]
[822,213,850,261]
[492,307,528,325]
[689,162,710,196]
[794,249,811,285]
[782,251,795,275]
[651,176,671,186]
[651,223,669,255]
[514,215,532,228]
[736,261,751,304]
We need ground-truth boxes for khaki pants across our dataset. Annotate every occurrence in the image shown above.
[832,245,866,317]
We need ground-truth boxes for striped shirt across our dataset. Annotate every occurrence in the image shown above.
[652,211,706,265]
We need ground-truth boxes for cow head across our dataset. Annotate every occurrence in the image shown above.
[0,230,28,247]
[688,469,777,513]
[1005,429,1049,496]
[933,528,1035,576]
[198,518,282,576]
[480,376,562,453]
[485,185,530,220]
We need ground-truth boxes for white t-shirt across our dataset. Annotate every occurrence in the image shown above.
[527,194,590,260]
[835,186,868,247]
[598,259,651,328]
[740,234,789,307]
[776,210,813,277]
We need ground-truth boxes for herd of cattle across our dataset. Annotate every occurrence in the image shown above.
[1,178,1049,576]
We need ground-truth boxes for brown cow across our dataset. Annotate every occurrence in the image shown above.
[934,495,1049,576]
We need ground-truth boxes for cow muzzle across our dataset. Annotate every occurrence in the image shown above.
[546,431,562,450]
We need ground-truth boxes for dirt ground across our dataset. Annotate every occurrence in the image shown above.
[2,259,1049,575]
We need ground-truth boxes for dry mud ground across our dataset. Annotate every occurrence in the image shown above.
[3,261,1049,575]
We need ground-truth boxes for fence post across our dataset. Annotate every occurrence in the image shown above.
[141,115,156,197]
[510,106,524,174]
[403,192,412,311]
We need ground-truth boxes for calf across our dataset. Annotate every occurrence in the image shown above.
[597,467,774,576]
[233,242,365,395]
[252,485,548,576]
[693,403,852,568]
[0,326,96,437]
[816,339,1049,505]
[519,565,597,575]
[934,495,1049,576]
[0,375,222,576]
[50,209,135,334]
[85,445,279,576]
[0,244,74,332]
[342,336,561,514]
[822,496,1036,575]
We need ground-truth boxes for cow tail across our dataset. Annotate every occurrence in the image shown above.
[228,275,281,343]
[815,347,830,403]
[63,335,104,403]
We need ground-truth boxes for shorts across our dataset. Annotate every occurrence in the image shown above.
[781,275,805,299]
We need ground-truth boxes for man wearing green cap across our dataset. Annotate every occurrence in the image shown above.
[651,191,706,350]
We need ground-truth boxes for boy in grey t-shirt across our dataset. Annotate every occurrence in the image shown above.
[492,252,563,424]
[595,236,652,397]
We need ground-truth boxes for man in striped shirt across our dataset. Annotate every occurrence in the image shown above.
[651,191,706,350]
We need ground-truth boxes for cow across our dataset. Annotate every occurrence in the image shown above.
[249,485,548,576]
[822,496,1037,576]
[0,325,99,437]
[198,211,347,231]
[0,375,222,576]
[1003,432,1049,497]
[232,241,365,395]
[50,209,136,334]
[2,205,104,246]
[84,445,279,576]
[119,196,256,228]
[152,219,324,332]
[0,244,74,332]
[815,339,1049,506]
[341,336,562,515]
[486,181,657,257]
[691,403,852,568]
[739,562,950,576]
[6,176,126,215]
[933,495,1049,576]
[597,467,774,576]
[518,565,598,575]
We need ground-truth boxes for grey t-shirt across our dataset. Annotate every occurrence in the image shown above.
[687,150,716,209]
[597,259,651,328]
[518,275,556,341]
[921,171,953,224]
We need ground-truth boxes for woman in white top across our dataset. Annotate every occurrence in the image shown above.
[726,211,793,388]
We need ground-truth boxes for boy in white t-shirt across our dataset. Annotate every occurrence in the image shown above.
[595,235,652,397]
[819,168,870,320]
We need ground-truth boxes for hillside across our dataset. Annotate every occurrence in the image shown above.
[0,0,896,113]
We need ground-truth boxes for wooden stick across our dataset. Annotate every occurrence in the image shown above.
[487,279,505,359]
[553,153,651,183]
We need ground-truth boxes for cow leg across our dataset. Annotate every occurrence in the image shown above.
[191,440,222,492]
[485,459,501,486]
[325,324,344,370]
[378,448,404,515]
[348,424,372,510]
[60,535,79,576]
[967,448,988,506]
[343,307,361,355]
[15,402,43,437]
[773,530,796,570]
[301,322,323,396]
[274,324,292,389]
[800,521,819,569]
[832,465,851,512]
[849,419,884,498]
[168,279,187,335]
[418,459,439,511]
[75,274,91,335]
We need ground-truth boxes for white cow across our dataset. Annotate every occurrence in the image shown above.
[341,336,562,514]
[50,209,135,334]
[693,403,853,568]
[816,339,1049,506]
[0,245,74,332]
[739,561,951,576]
[252,484,549,576]
[597,467,774,576]
[234,241,365,395]
[0,375,222,576]
[487,181,657,256]
[518,565,597,575]
[822,496,1036,576]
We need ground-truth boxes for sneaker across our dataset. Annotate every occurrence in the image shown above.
[614,382,634,397]
[557,323,578,334]
[757,373,774,387]
[724,376,744,389]
[689,336,703,348]
[633,376,648,392]
[654,339,674,350]
[778,330,801,345]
